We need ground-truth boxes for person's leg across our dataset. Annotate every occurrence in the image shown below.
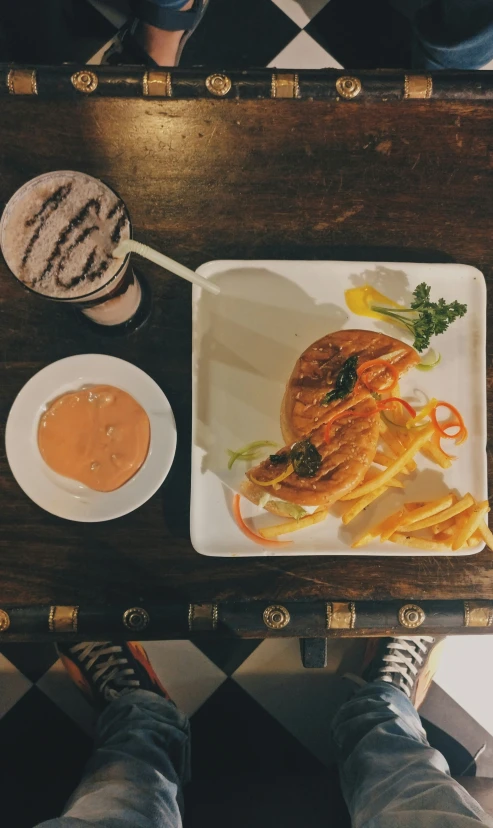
[131,0,196,66]
[35,642,190,828]
[412,0,493,69]
[334,636,493,827]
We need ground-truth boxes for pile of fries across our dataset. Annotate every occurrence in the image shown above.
[257,396,491,553]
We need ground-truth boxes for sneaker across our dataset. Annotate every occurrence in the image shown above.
[58,641,169,708]
[361,636,445,708]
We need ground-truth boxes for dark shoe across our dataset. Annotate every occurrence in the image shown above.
[362,636,445,708]
[58,641,169,708]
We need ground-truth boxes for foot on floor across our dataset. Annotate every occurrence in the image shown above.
[58,641,170,708]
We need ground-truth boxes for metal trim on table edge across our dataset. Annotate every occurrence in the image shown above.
[0,600,492,639]
[1,66,493,100]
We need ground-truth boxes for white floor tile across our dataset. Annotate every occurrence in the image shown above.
[269,30,342,70]
[433,636,493,737]
[233,637,365,766]
[142,640,227,717]
[87,34,119,66]
[272,0,332,29]
[0,654,32,718]
[36,659,95,736]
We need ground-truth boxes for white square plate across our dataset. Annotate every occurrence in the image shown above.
[191,261,487,557]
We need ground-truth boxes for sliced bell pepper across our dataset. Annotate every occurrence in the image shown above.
[250,463,295,487]
[232,494,292,547]
[356,359,399,393]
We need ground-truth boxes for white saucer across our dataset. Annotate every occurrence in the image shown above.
[5,354,177,522]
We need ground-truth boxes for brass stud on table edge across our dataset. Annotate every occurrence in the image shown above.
[263,605,290,630]
[123,607,150,632]
[205,73,232,97]
[48,606,79,633]
[143,70,172,97]
[271,73,300,99]
[7,69,38,95]
[71,70,98,94]
[403,74,432,99]
[398,604,425,629]
[335,76,362,99]
[188,603,219,632]
[464,601,493,627]
[327,602,356,629]
[0,609,10,632]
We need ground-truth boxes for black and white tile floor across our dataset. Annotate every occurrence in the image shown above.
[2,1,493,824]
[1,635,493,826]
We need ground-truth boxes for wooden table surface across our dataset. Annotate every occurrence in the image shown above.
[1,94,492,610]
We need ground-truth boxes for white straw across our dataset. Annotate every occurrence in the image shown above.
[112,239,220,295]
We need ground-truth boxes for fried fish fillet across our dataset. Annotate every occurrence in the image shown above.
[246,399,380,507]
[244,330,419,507]
[281,329,420,443]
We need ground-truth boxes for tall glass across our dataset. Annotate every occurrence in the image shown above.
[0,170,148,330]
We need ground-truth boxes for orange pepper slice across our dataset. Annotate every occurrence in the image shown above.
[430,401,468,445]
[356,359,399,393]
[232,494,292,548]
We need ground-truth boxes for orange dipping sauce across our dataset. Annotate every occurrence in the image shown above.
[38,384,150,492]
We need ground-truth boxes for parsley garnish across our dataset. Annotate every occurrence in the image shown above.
[371,282,467,353]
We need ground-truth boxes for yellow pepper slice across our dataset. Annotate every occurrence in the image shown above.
[251,463,294,487]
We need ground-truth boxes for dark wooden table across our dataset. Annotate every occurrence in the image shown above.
[0,66,492,642]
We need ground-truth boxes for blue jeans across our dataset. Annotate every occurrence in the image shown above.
[413,0,493,69]
[36,682,493,827]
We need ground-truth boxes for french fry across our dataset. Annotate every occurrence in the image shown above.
[467,531,483,548]
[431,517,456,535]
[396,494,455,529]
[379,422,416,472]
[404,501,427,511]
[452,501,490,551]
[374,451,398,468]
[479,519,493,551]
[259,509,328,539]
[342,424,435,500]
[403,494,473,532]
[420,439,453,470]
[340,471,404,501]
[389,532,451,551]
[341,486,388,525]
[379,509,409,542]
[434,530,454,542]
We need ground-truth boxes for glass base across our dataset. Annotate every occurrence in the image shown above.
[76,270,152,336]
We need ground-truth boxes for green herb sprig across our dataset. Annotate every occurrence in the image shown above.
[371,282,467,353]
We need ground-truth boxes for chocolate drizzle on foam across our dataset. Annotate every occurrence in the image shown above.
[21,183,73,268]
[19,188,129,294]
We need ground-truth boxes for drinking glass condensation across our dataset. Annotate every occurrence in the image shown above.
[0,171,144,328]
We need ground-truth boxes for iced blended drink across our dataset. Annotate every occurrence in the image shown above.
[0,171,143,327]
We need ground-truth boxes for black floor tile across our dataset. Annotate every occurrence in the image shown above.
[190,678,326,780]
[0,0,116,64]
[181,0,301,68]
[0,643,58,683]
[0,687,93,828]
[420,682,493,778]
[306,0,412,69]
[193,638,263,676]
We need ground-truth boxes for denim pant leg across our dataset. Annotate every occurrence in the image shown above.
[333,681,493,828]
[36,690,190,828]
[413,0,493,69]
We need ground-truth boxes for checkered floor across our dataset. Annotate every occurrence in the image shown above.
[4,0,491,77]
[2,636,493,826]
